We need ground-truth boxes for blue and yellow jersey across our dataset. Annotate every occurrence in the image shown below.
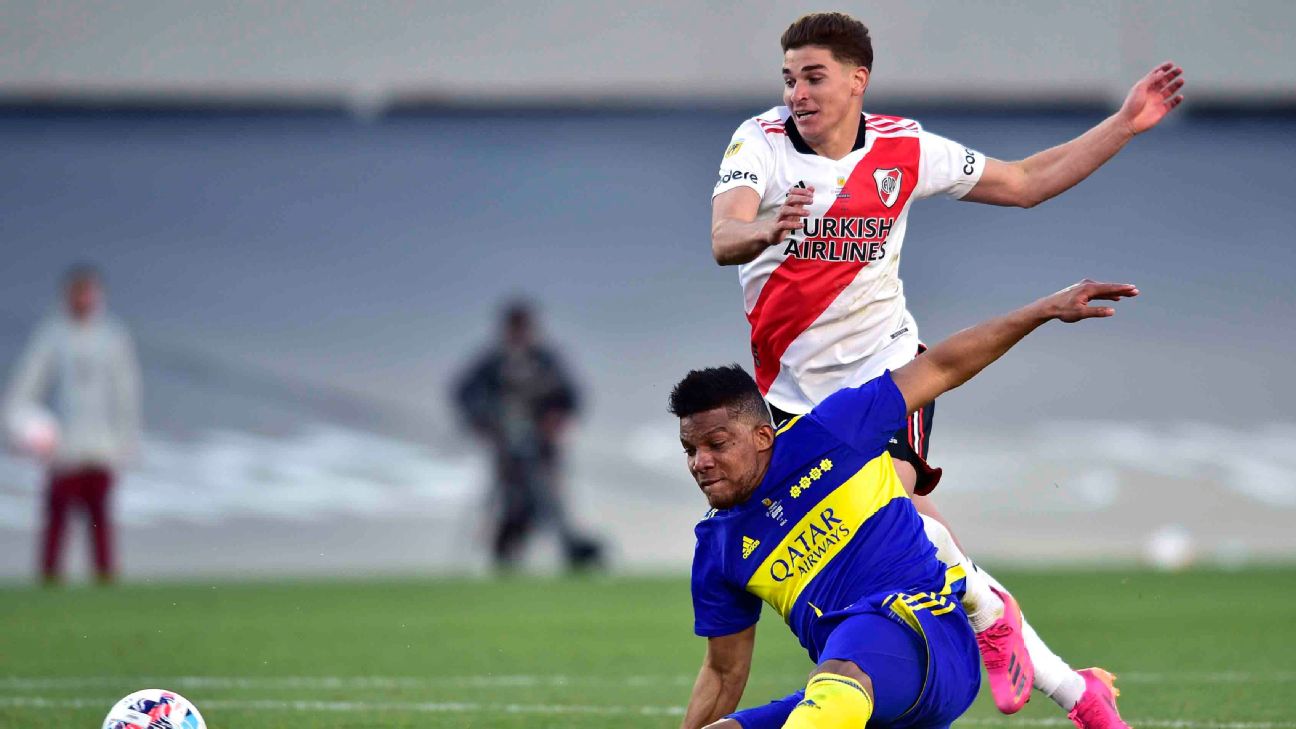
[690,372,951,661]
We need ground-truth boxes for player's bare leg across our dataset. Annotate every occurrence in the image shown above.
[895,459,1090,715]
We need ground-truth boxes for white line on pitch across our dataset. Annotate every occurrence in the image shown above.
[1,696,1294,729]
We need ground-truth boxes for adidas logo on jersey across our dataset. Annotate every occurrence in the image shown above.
[742,536,760,559]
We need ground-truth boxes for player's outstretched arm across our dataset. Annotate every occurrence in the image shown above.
[890,280,1138,415]
[712,186,814,265]
[680,626,756,729]
[962,62,1185,208]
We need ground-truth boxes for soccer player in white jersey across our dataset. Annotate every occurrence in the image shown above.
[709,12,1184,728]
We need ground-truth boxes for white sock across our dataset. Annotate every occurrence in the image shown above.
[975,565,1087,711]
[918,516,1002,633]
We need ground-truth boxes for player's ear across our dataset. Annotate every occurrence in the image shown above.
[752,421,776,453]
[853,66,870,98]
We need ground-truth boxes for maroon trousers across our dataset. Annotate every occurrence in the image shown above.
[41,466,115,581]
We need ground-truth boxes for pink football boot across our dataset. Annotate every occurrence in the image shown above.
[975,586,1034,714]
[1068,668,1131,729]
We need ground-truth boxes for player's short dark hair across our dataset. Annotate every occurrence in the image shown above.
[669,364,772,425]
[501,298,534,328]
[781,12,874,71]
[62,262,101,286]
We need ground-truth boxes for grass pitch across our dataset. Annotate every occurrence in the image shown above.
[1,568,1293,728]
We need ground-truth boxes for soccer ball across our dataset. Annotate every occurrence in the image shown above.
[102,689,206,729]
[4,404,59,458]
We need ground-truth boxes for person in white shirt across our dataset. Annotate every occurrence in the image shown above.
[4,265,141,584]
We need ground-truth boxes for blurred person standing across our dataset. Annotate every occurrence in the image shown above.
[3,265,141,584]
[454,300,602,571]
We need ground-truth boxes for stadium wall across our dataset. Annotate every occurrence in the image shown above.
[1,0,1294,110]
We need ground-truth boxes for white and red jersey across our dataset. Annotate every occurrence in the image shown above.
[713,106,985,414]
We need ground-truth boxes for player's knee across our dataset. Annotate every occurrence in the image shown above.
[919,513,961,567]
[812,659,873,694]
[782,660,875,729]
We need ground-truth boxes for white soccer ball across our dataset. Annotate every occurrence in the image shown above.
[102,689,206,729]
[5,405,59,458]
[1142,524,1196,572]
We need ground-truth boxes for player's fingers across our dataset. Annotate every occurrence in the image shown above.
[1086,283,1139,301]
[1167,95,1184,110]
[1164,78,1185,96]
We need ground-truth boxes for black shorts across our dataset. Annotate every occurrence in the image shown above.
[769,396,943,496]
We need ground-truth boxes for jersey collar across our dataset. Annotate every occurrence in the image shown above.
[785,112,868,157]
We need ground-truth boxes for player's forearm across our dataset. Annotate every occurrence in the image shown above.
[1016,113,1134,207]
[711,218,774,265]
[680,665,747,729]
[908,303,1051,409]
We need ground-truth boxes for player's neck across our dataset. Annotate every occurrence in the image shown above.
[805,111,863,161]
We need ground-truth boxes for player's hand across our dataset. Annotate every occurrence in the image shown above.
[1117,62,1185,135]
[1038,279,1139,323]
[764,186,814,246]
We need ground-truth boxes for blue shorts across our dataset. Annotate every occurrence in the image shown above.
[729,592,980,729]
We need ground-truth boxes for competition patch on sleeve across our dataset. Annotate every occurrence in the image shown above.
[724,140,744,158]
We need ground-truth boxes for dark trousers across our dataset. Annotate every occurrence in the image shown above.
[41,466,115,581]
[492,450,554,566]
[491,447,600,570]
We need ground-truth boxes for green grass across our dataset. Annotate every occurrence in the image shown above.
[1,568,1294,727]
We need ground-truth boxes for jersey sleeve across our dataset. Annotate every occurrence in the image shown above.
[807,371,908,456]
[712,118,774,200]
[691,522,762,637]
[914,130,985,200]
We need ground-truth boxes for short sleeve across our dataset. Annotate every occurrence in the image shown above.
[713,119,774,200]
[807,371,908,456]
[691,524,762,637]
[914,130,985,200]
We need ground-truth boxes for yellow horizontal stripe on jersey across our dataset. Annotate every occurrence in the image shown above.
[745,452,908,619]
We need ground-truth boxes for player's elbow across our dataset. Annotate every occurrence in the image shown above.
[1016,190,1046,209]
[1010,165,1047,208]
[710,229,740,266]
[710,239,730,265]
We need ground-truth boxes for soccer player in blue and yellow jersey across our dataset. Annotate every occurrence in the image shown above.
[675,280,1139,729]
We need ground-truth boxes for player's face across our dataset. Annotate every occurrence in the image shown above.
[782,46,868,142]
[65,278,102,321]
[679,408,774,509]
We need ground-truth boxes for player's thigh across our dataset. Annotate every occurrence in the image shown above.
[817,612,925,723]
[887,406,943,495]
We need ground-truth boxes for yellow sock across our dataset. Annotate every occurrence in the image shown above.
[781,672,873,729]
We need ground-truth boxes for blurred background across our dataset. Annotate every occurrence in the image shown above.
[1,0,1293,582]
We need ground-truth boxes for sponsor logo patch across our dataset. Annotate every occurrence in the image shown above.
[724,140,744,158]
[742,536,760,559]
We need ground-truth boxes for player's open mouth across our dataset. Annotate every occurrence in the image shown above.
[795,110,817,119]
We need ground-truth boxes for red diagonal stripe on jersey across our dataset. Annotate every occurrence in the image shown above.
[747,135,920,394]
